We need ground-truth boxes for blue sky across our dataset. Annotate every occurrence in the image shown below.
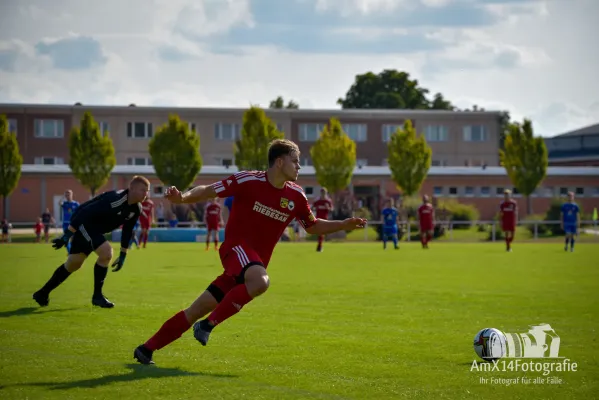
[0,0,597,136]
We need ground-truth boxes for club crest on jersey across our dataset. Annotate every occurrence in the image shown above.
[309,213,315,221]
[280,198,289,209]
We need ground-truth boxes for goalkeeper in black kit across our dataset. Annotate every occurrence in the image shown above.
[33,176,150,308]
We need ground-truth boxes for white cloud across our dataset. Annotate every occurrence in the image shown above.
[0,0,597,137]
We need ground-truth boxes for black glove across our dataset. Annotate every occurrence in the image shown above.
[111,251,127,272]
[52,230,74,250]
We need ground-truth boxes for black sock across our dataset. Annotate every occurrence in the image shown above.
[93,264,108,297]
[200,319,215,332]
[39,264,71,295]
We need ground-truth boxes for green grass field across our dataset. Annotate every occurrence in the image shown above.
[1,241,598,399]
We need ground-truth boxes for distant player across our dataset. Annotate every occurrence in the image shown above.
[130,220,141,249]
[381,199,399,250]
[34,218,44,243]
[133,139,366,365]
[417,195,435,249]
[1,219,10,243]
[499,189,518,252]
[561,191,580,252]
[61,190,80,253]
[204,198,223,251]
[32,176,149,309]
[41,208,54,243]
[138,198,154,248]
[312,188,334,252]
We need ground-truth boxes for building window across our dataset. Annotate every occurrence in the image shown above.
[559,187,568,196]
[214,123,241,141]
[342,124,367,142]
[34,157,64,165]
[304,186,314,196]
[152,186,164,198]
[382,124,401,142]
[99,121,110,136]
[127,122,153,138]
[215,158,234,167]
[300,157,311,166]
[356,159,368,167]
[276,123,284,132]
[188,122,196,132]
[496,187,504,196]
[34,119,64,138]
[8,118,17,134]
[449,187,458,196]
[432,160,441,167]
[127,157,152,166]
[433,186,443,196]
[465,186,474,197]
[463,125,488,142]
[575,187,584,196]
[542,187,554,197]
[481,186,490,197]
[298,123,324,142]
[424,125,448,142]
[592,187,599,197]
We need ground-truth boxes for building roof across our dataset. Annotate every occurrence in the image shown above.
[20,164,599,177]
[0,102,504,118]
[554,123,599,137]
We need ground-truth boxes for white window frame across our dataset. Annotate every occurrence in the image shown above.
[99,121,110,136]
[127,122,153,139]
[8,118,17,135]
[480,186,491,197]
[214,123,241,141]
[448,187,458,197]
[424,125,448,142]
[298,123,324,142]
[495,187,505,197]
[592,187,599,197]
[304,186,315,197]
[382,124,401,142]
[463,125,488,142]
[433,186,443,197]
[215,157,234,167]
[300,157,311,166]
[464,186,475,197]
[127,157,152,166]
[342,124,368,142]
[34,119,64,138]
[575,187,585,197]
[34,156,64,165]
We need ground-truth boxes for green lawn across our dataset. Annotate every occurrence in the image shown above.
[1,242,598,399]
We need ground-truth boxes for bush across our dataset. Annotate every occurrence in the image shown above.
[543,197,584,235]
[438,199,480,230]
[525,214,549,236]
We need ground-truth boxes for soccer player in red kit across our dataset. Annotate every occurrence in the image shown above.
[204,198,223,250]
[133,139,367,365]
[312,188,334,252]
[417,195,435,249]
[499,189,518,252]
[138,198,154,248]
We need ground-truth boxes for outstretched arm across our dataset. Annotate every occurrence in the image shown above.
[165,185,218,204]
[305,217,366,235]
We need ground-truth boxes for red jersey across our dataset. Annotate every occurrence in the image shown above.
[205,202,222,225]
[34,222,43,234]
[500,200,518,224]
[211,171,317,267]
[313,198,333,219]
[418,203,434,226]
[140,199,154,222]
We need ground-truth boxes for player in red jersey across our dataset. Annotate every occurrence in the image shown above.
[133,139,367,365]
[312,188,334,252]
[204,198,223,251]
[417,195,435,249]
[138,198,154,248]
[499,189,518,252]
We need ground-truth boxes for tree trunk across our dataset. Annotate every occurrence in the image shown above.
[527,195,533,216]
[2,195,7,220]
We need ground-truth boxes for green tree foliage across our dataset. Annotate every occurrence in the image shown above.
[68,112,116,196]
[387,120,432,196]
[269,96,299,109]
[337,69,455,110]
[499,119,548,214]
[0,115,23,219]
[498,111,511,150]
[235,106,284,171]
[149,114,202,190]
[310,118,356,196]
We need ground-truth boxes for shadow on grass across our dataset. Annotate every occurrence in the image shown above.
[0,307,80,318]
[7,363,237,390]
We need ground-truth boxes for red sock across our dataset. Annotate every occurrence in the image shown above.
[318,235,324,247]
[143,232,148,245]
[421,235,426,245]
[214,238,218,248]
[144,310,191,351]
[427,233,432,243]
[206,237,210,247]
[207,284,253,326]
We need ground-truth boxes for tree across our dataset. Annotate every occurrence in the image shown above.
[499,119,548,214]
[310,118,356,200]
[149,114,202,190]
[498,111,511,150]
[0,115,23,219]
[387,120,432,196]
[235,106,284,171]
[269,96,299,109]
[68,112,116,196]
[337,69,455,110]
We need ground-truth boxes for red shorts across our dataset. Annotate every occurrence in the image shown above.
[208,244,264,301]
[139,219,151,230]
[502,223,515,232]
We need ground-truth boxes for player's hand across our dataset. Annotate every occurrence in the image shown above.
[111,251,127,272]
[164,186,183,204]
[51,231,73,250]
[343,217,367,231]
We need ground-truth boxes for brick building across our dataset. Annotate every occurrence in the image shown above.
[2,165,598,223]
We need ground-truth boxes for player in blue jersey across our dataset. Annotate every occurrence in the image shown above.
[223,196,233,225]
[60,190,80,253]
[381,199,399,250]
[561,191,580,252]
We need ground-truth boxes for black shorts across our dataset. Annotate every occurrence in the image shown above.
[69,228,107,256]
